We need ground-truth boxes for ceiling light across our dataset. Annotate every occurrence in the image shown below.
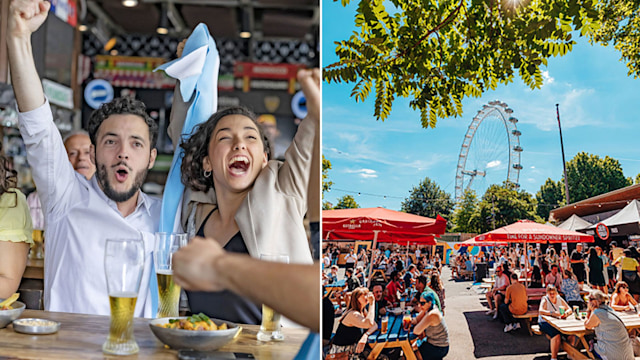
[78,24,88,32]
[157,4,169,35]
[104,37,117,51]
[122,0,137,7]
[239,7,251,38]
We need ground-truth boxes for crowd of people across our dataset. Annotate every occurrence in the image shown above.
[456,242,640,360]
[323,245,450,360]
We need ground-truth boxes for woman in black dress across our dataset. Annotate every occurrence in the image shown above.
[588,247,606,291]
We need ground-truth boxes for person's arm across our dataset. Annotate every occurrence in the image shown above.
[584,305,601,330]
[7,0,48,112]
[274,69,320,203]
[610,293,628,311]
[172,237,319,331]
[8,0,79,215]
[0,241,29,299]
[413,310,439,335]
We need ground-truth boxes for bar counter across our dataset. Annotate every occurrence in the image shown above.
[0,310,308,359]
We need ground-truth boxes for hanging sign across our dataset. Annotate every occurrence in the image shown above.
[595,223,609,240]
[84,79,114,109]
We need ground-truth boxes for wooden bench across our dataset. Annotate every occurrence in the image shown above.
[513,308,539,336]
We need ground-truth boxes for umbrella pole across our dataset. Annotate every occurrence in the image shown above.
[367,230,380,283]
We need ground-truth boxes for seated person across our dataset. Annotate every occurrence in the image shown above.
[486,264,510,319]
[499,273,528,332]
[538,285,573,360]
[326,287,377,357]
[412,292,449,360]
[611,281,637,312]
[371,284,387,322]
[561,269,585,309]
[585,290,635,360]
[384,271,403,306]
[545,264,562,289]
[345,268,361,292]
[325,265,339,285]
[530,265,543,288]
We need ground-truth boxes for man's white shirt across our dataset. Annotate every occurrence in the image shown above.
[19,100,160,317]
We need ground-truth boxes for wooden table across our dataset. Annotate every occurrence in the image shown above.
[542,310,640,359]
[0,310,309,360]
[367,314,415,360]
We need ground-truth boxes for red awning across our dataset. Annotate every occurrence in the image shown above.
[322,207,446,245]
[476,220,595,244]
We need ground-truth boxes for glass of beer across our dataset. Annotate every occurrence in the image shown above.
[381,316,389,334]
[103,238,144,355]
[257,254,289,342]
[154,232,184,318]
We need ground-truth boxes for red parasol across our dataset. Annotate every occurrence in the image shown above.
[476,220,594,244]
[322,207,447,245]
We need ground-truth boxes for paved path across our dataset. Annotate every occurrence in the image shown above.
[441,266,569,359]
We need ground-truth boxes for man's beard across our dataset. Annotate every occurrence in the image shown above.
[97,163,148,203]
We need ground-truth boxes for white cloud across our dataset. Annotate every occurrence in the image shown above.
[527,178,536,183]
[542,71,555,85]
[345,168,379,179]
[487,160,501,168]
[530,166,536,169]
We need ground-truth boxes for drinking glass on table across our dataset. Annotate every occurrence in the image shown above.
[381,315,389,334]
[154,232,184,318]
[257,254,289,341]
[103,238,144,355]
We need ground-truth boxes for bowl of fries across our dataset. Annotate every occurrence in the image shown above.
[0,295,25,329]
[149,313,242,350]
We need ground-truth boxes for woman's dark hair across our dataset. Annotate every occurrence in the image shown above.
[588,247,598,260]
[0,154,16,196]
[430,273,442,292]
[180,106,271,192]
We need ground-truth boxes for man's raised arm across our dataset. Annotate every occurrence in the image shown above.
[7,0,49,112]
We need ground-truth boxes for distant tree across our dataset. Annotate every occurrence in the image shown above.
[323,156,334,210]
[564,152,632,203]
[334,195,360,209]
[635,173,640,185]
[474,182,540,233]
[400,177,454,227]
[536,178,565,221]
[451,189,481,233]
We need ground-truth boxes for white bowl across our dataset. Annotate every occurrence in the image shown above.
[149,317,242,351]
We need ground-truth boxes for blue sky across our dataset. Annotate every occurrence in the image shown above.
[322,0,640,212]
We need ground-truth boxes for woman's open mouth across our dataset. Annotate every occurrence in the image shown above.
[228,155,250,176]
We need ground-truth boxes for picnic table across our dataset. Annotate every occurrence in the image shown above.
[367,314,416,360]
[325,279,347,300]
[541,310,640,359]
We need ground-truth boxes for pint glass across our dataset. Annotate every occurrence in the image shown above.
[257,254,289,341]
[103,238,144,355]
[154,232,184,318]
